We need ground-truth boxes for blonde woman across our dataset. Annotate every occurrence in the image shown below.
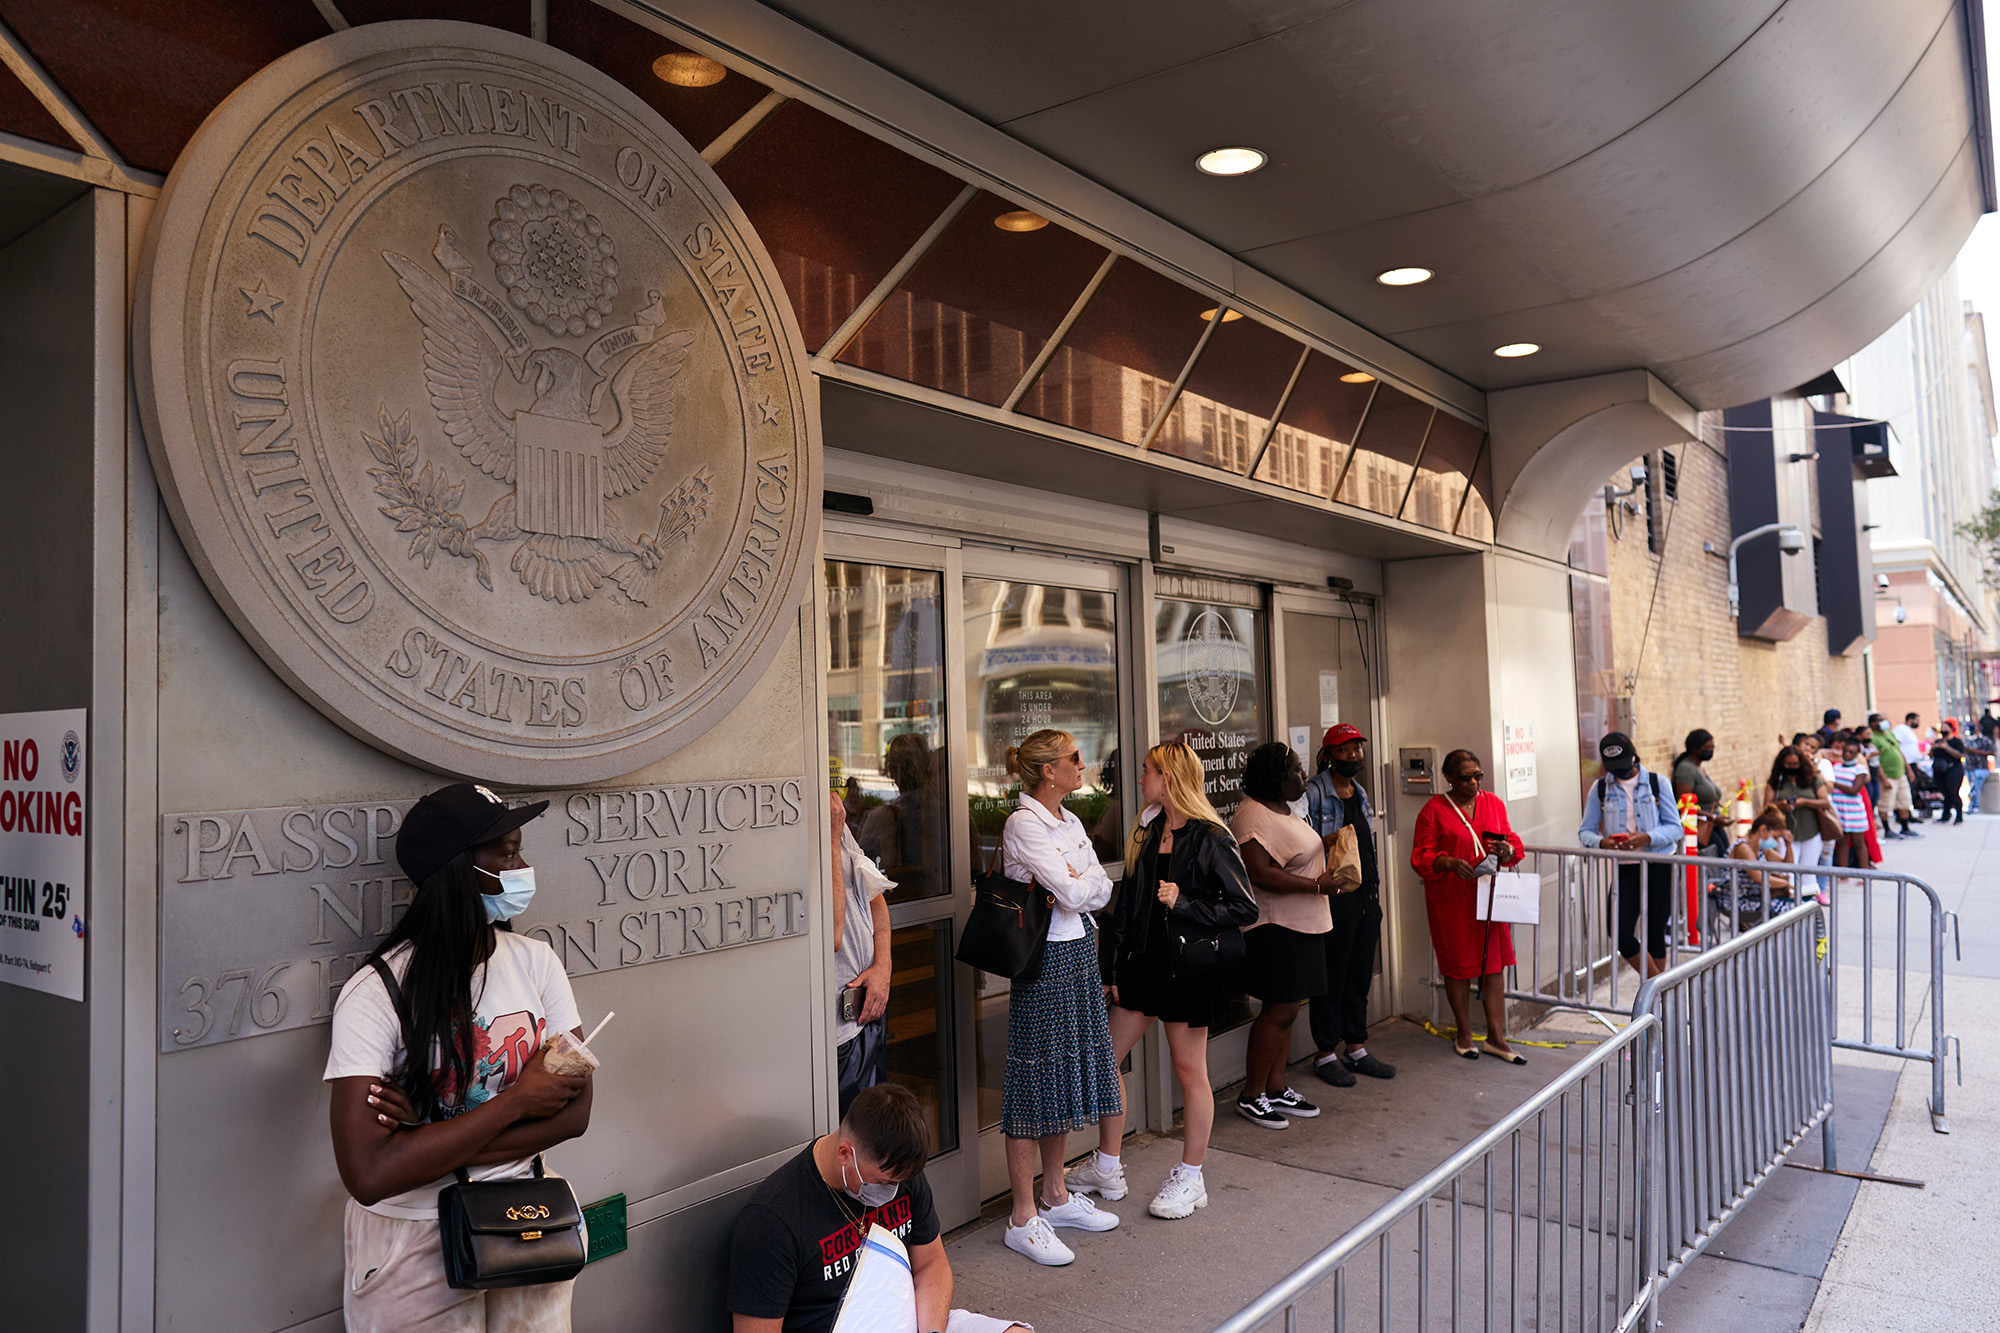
[998,729,1123,1267]
[1067,743,1257,1220]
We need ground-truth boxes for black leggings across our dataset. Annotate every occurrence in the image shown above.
[1615,862,1673,961]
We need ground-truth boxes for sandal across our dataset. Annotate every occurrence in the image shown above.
[1480,1041,1526,1065]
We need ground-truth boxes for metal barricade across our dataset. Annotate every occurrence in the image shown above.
[1502,845,1954,1131]
[1207,1016,1661,1333]
[1631,904,1834,1294]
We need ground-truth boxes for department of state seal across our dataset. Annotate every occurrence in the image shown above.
[135,21,817,784]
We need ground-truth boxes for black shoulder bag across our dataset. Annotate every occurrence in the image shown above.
[367,958,588,1290]
[954,814,1055,983]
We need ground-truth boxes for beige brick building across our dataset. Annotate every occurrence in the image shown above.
[1576,417,1868,809]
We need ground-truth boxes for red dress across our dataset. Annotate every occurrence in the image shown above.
[1411,791,1525,980]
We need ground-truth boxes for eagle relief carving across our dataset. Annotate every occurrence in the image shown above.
[368,184,714,608]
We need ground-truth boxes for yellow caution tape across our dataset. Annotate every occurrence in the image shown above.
[1417,1019,1599,1049]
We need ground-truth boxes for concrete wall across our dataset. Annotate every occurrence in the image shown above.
[1600,432,1867,803]
[0,194,97,1332]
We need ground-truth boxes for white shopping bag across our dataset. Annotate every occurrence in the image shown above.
[831,1223,917,1333]
[1477,871,1541,924]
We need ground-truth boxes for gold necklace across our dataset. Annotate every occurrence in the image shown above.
[816,1137,864,1225]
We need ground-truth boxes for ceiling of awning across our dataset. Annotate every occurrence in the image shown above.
[756,0,1995,411]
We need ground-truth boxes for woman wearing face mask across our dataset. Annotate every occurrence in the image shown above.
[1671,729,1726,858]
[325,784,593,1332]
[1070,742,1256,1217]
[1763,745,1830,899]
[1230,742,1339,1129]
[1724,807,1796,925]
[997,729,1123,1268]
[1411,749,1526,1062]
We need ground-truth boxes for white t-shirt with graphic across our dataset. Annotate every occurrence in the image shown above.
[324,930,582,1219]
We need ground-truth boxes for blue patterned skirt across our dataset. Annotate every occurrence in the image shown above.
[1001,931,1124,1139]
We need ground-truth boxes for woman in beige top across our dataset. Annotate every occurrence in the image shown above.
[1228,742,1341,1130]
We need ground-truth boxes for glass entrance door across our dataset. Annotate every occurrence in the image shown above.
[1273,590,1391,1024]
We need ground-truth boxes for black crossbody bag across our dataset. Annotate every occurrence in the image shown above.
[368,958,588,1290]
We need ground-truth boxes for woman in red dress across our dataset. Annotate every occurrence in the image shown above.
[1411,748,1527,1063]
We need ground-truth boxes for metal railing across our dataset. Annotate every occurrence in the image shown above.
[1209,1015,1661,1333]
[1214,905,1838,1333]
[1632,904,1834,1289]
[1505,845,1954,1130]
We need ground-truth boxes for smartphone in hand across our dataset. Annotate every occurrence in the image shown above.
[838,986,865,1023]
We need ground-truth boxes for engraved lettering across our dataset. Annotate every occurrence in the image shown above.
[423,81,491,136]
[354,97,417,155]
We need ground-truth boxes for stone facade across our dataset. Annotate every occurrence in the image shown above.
[1587,427,1867,806]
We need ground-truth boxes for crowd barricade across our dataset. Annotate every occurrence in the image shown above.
[1503,846,1953,1131]
[1213,906,1836,1333]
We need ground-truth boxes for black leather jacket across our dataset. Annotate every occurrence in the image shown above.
[1100,814,1258,987]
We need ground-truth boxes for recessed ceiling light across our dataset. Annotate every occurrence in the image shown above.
[1196,147,1266,176]
[993,210,1049,232]
[1494,342,1541,358]
[1199,307,1244,323]
[1339,371,1375,383]
[1376,267,1433,286]
[652,53,727,87]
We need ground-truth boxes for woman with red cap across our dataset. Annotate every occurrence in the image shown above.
[324,783,595,1331]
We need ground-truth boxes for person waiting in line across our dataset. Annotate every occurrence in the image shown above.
[1579,732,1682,978]
[1303,723,1396,1088]
[830,792,893,1118]
[727,1083,1029,1333]
[1412,749,1527,1062]
[1868,713,1918,839]
[1828,732,1877,873]
[1763,744,1831,900]
[325,783,593,1332]
[1671,729,1728,860]
[1816,708,1843,749]
[1932,720,1968,824]
[1966,725,1995,812]
[1723,807,1796,925]
[1069,742,1257,1219]
[1231,741,1341,1128]
[996,729,1122,1267]
[860,732,943,899]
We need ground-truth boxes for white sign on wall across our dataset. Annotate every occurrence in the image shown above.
[1502,719,1537,802]
[1318,672,1341,728]
[0,709,87,1001]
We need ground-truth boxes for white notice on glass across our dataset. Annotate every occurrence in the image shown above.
[1318,672,1340,728]
[1288,726,1312,767]
[1503,719,1537,802]
[0,708,86,1001]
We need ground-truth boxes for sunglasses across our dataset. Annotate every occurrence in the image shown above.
[1065,751,1082,765]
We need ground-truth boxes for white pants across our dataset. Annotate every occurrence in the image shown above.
[343,1198,575,1332]
[1792,835,1825,900]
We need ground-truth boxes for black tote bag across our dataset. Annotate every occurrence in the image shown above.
[955,817,1054,982]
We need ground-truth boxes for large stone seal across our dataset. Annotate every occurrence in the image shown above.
[136,21,817,784]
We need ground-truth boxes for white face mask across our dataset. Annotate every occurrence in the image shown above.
[842,1151,900,1209]
[476,865,537,922]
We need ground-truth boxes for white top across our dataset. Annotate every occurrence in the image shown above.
[324,931,582,1219]
[834,824,896,1045]
[1001,794,1114,942]
[1893,724,1921,765]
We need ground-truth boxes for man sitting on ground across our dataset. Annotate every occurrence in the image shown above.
[728,1083,1030,1333]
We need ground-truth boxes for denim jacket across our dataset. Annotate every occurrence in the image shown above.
[1578,765,1681,852]
[1304,769,1379,890]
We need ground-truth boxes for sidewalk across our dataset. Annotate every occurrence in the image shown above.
[939,812,1992,1332]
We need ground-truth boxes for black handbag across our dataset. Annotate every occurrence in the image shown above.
[366,958,588,1290]
[1171,921,1246,978]
[954,823,1054,982]
[437,1155,587,1290]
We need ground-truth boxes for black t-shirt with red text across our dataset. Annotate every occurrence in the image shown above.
[727,1141,941,1333]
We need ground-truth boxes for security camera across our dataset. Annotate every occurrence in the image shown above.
[1876,573,1891,591]
[1894,605,1908,624]
[1628,463,1648,485]
[1778,528,1807,555]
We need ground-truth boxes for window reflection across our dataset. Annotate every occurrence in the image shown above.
[547,0,772,151]
[884,920,957,1154]
[1151,316,1303,475]
[1458,435,1496,541]
[964,576,1123,1130]
[1336,387,1435,517]
[1019,259,1213,445]
[1403,413,1483,532]
[1252,353,1376,498]
[825,560,948,904]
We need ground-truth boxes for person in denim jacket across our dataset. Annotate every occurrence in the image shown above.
[1301,724,1395,1087]
[1579,732,1682,977]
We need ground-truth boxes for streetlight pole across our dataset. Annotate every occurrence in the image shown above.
[1726,522,1805,620]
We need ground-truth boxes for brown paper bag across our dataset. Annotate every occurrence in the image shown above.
[1327,824,1363,891]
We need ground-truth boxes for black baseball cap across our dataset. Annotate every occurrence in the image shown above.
[1823,708,1842,724]
[396,782,549,887]
[1599,732,1638,775]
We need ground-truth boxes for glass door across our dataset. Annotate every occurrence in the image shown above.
[1272,589,1391,1024]
[960,547,1132,1202]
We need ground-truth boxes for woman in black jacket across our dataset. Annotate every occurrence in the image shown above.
[1063,741,1257,1221]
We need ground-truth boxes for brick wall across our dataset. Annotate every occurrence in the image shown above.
[1595,436,1867,807]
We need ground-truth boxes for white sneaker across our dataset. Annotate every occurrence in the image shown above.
[1039,1192,1121,1231]
[1064,1155,1129,1201]
[1148,1164,1209,1220]
[1004,1215,1075,1266]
